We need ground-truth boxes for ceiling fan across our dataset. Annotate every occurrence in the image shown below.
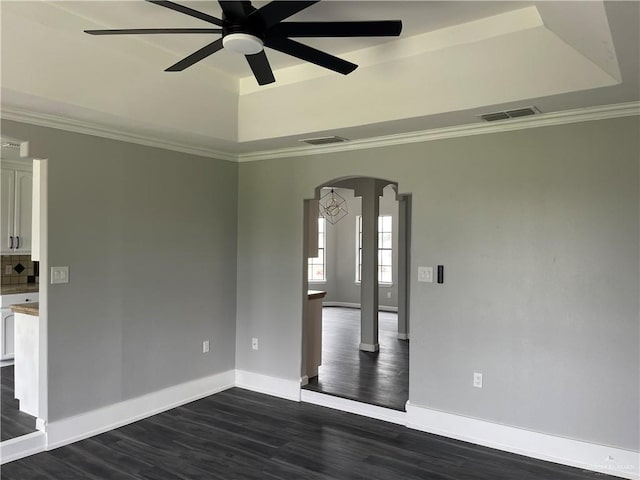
[85,0,402,86]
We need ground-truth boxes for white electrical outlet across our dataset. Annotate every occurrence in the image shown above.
[418,266,433,283]
[473,372,483,388]
[251,338,259,350]
[202,340,210,353]
[5,265,12,275]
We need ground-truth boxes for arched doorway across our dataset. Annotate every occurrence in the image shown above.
[300,176,411,412]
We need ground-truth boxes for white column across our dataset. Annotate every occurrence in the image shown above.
[358,180,380,352]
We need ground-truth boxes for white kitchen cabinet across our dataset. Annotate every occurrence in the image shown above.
[1,161,32,254]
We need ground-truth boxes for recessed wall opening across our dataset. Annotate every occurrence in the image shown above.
[0,136,48,459]
[301,177,411,412]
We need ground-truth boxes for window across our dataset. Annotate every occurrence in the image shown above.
[356,215,392,283]
[308,217,326,282]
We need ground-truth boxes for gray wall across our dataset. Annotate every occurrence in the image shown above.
[236,116,640,451]
[2,120,238,422]
[310,186,399,308]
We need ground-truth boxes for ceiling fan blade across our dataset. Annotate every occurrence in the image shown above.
[252,1,319,29]
[85,28,222,35]
[146,1,223,27]
[165,38,224,71]
[266,37,357,75]
[218,1,253,21]
[245,51,276,85]
[271,20,402,38]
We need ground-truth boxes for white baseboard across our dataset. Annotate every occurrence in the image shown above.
[0,432,45,464]
[406,402,639,480]
[7,367,636,480]
[322,301,398,312]
[359,342,379,352]
[235,370,301,402]
[46,369,235,451]
[301,390,406,425]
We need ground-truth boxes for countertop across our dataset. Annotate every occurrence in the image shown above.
[308,290,327,300]
[10,302,39,316]
[1,284,40,295]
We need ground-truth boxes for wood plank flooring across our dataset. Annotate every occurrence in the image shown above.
[1,388,612,479]
[1,365,37,441]
[303,307,409,411]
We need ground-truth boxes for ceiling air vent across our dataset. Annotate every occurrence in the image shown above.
[1,142,21,149]
[299,136,349,146]
[479,106,540,122]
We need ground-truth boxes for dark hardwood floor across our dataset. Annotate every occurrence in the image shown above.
[303,307,409,411]
[1,365,37,441]
[1,388,612,479]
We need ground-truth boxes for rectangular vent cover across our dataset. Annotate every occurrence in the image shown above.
[480,106,540,122]
[300,136,349,145]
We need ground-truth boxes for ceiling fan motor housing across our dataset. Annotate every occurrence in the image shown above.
[221,11,266,55]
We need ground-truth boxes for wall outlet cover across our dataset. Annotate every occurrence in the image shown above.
[251,338,259,350]
[473,372,483,388]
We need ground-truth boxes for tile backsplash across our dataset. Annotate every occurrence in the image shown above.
[1,255,38,285]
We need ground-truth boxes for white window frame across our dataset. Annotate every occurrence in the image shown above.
[355,214,393,285]
[308,217,326,282]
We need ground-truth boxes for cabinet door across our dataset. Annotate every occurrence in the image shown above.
[14,169,32,253]
[1,310,15,360]
[1,169,16,253]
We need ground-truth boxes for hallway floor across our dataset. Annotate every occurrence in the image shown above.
[302,307,409,411]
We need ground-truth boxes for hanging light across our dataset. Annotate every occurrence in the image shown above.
[319,188,348,225]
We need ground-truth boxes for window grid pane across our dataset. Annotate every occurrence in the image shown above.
[356,214,392,283]
[308,217,326,281]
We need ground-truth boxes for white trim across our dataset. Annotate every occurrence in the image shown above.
[0,431,45,464]
[300,375,309,386]
[1,107,237,163]
[4,369,636,480]
[323,301,398,313]
[235,370,301,402]
[397,333,409,340]
[35,417,46,432]
[3,103,638,164]
[238,102,640,162]
[46,369,235,450]
[359,342,380,352]
[406,402,639,480]
[301,390,406,426]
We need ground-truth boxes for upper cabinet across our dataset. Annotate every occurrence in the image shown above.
[1,161,32,255]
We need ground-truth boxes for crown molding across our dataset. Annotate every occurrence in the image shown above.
[0,107,237,162]
[2,102,638,164]
[238,102,640,162]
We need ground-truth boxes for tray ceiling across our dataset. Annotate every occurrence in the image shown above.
[1,1,638,157]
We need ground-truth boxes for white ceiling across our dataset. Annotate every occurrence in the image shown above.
[1,1,638,158]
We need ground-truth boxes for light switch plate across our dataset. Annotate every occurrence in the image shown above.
[51,266,69,284]
[418,266,433,283]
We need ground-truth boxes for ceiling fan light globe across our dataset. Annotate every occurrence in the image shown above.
[223,33,264,55]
